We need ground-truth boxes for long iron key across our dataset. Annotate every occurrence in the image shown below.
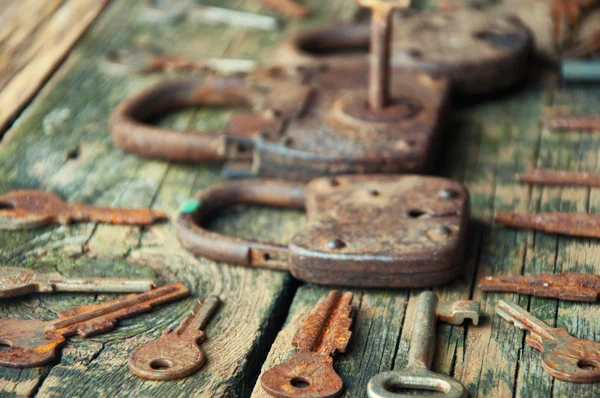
[129,295,220,380]
[368,291,479,398]
[0,283,190,367]
[0,266,156,298]
[0,190,167,230]
[496,299,600,383]
[261,290,354,398]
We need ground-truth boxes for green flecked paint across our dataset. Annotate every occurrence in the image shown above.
[179,199,201,214]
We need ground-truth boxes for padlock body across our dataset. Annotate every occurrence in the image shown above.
[288,175,470,287]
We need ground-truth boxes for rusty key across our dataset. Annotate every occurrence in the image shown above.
[367,291,479,398]
[496,299,600,383]
[0,266,156,298]
[261,290,354,398]
[0,190,167,230]
[480,273,600,302]
[0,283,190,367]
[494,211,600,239]
[518,168,600,188]
[129,295,220,380]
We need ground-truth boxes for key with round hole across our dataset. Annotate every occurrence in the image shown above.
[0,266,156,298]
[368,291,479,398]
[0,283,190,367]
[496,299,600,383]
[128,295,220,380]
[261,290,354,398]
[0,190,167,230]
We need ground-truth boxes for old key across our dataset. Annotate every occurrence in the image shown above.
[261,290,354,398]
[0,190,167,230]
[0,283,190,367]
[129,295,220,380]
[497,299,600,383]
[0,266,156,298]
[368,291,479,398]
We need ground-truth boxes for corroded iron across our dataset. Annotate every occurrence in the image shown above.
[0,283,190,367]
[367,291,479,398]
[129,295,220,380]
[494,211,600,239]
[261,290,354,398]
[175,175,470,288]
[258,0,310,19]
[0,190,167,230]
[518,168,600,188]
[497,299,600,383]
[541,114,600,132]
[273,8,532,95]
[0,266,155,298]
[480,273,600,302]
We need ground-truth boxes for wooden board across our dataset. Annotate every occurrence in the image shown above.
[0,0,109,134]
[2,1,600,397]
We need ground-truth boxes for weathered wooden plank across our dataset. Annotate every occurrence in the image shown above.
[0,0,109,133]
[0,0,357,397]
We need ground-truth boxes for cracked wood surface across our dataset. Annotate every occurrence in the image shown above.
[0,0,109,133]
[2,1,600,398]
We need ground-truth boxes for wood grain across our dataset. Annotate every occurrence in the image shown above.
[0,0,109,134]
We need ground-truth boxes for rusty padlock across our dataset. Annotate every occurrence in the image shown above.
[175,175,470,288]
[274,8,533,95]
[109,1,450,182]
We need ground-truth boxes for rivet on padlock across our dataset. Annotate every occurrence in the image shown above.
[175,175,470,288]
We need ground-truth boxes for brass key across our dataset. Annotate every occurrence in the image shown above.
[0,283,190,367]
[0,190,167,230]
[368,291,479,398]
[0,266,156,298]
[496,299,600,383]
[129,295,220,380]
[261,290,354,398]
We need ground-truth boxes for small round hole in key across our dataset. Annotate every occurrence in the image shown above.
[577,359,600,371]
[384,380,448,395]
[0,343,11,351]
[0,202,14,210]
[290,377,310,388]
[150,358,173,370]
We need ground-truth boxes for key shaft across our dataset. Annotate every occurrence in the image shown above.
[494,211,600,239]
[128,295,221,380]
[496,300,556,343]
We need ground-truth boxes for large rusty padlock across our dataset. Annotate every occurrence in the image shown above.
[176,175,470,287]
[110,63,449,181]
[274,8,532,95]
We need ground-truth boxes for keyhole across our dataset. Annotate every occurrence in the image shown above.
[150,358,173,370]
[290,377,310,388]
[384,381,446,395]
[0,341,12,351]
[577,360,600,370]
[0,202,14,210]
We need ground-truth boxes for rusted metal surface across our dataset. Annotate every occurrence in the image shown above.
[541,114,600,131]
[0,283,190,367]
[273,8,532,95]
[102,48,256,75]
[0,266,156,298]
[518,168,600,187]
[0,190,167,230]
[176,175,470,288]
[129,295,220,380]
[496,299,600,383]
[258,0,310,19]
[367,291,479,398]
[261,290,354,398]
[480,273,600,302]
[494,211,600,239]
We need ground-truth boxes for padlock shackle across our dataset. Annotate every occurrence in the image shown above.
[109,78,249,162]
[176,179,306,271]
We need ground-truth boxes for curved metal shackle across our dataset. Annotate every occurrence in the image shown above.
[109,77,249,162]
[175,179,306,271]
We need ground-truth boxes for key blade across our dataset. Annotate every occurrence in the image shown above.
[494,211,600,239]
[480,273,600,302]
[48,283,190,337]
[496,300,556,342]
[67,204,168,226]
[518,169,600,188]
[176,295,220,335]
[292,290,354,357]
[51,278,156,294]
